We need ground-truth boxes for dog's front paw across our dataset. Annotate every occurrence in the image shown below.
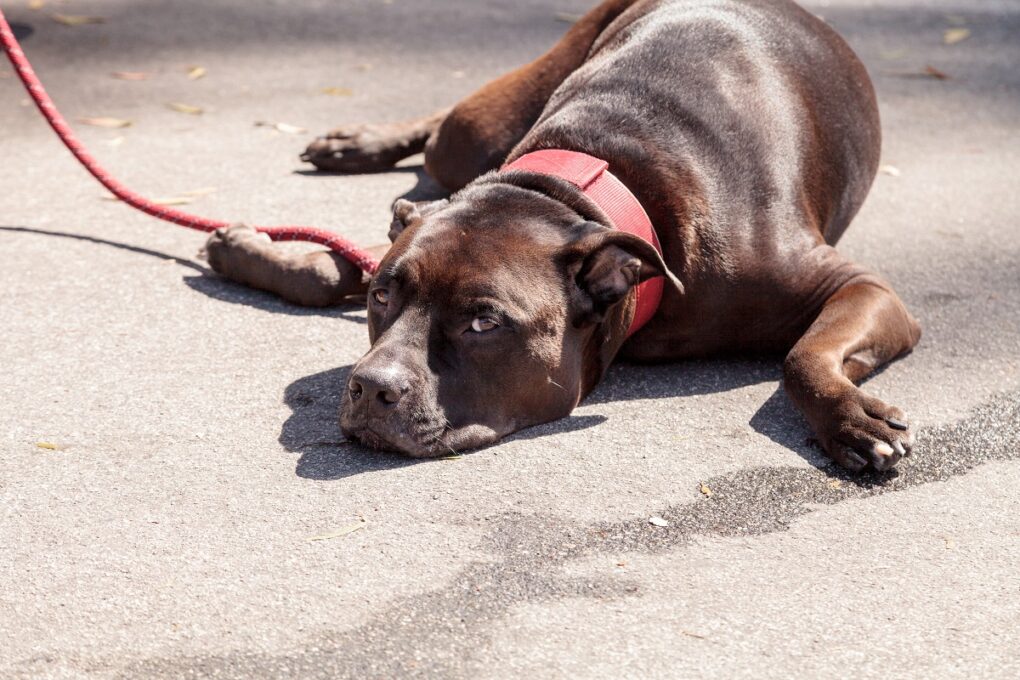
[813,389,914,472]
[300,124,411,173]
[204,223,271,275]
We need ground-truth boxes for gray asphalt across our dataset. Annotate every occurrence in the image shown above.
[1,1,1019,678]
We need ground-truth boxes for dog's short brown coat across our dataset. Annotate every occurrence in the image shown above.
[208,0,921,471]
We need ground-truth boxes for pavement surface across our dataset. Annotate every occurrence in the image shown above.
[1,0,1019,678]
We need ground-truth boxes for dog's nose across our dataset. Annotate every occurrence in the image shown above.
[348,368,406,408]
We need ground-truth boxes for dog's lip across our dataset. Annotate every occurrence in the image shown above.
[343,422,448,457]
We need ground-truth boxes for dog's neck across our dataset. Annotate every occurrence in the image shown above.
[470,165,647,398]
[500,149,665,338]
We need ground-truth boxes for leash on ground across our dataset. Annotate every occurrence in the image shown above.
[0,8,381,275]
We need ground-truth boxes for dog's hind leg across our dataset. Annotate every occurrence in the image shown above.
[302,108,451,174]
[423,0,642,190]
[303,0,642,187]
[783,269,922,473]
[204,224,389,307]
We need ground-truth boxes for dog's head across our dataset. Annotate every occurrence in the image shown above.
[339,176,679,456]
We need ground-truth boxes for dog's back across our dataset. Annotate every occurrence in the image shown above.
[522,0,881,251]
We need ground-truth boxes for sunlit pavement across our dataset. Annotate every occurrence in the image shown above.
[1,1,1018,677]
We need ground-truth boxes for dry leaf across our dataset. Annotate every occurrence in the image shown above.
[181,187,217,197]
[827,479,842,490]
[880,164,901,177]
[699,482,713,498]
[882,66,951,81]
[943,28,970,45]
[321,86,353,97]
[255,120,307,134]
[879,48,908,61]
[51,14,105,26]
[167,102,203,115]
[308,521,366,542]
[111,71,150,81]
[28,0,46,9]
[79,116,132,128]
[35,441,60,450]
[555,12,582,23]
[186,65,207,80]
[274,122,306,134]
[107,136,125,147]
[649,516,669,527]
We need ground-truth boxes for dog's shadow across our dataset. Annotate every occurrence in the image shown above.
[293,161,449,204]
[278,356,834,481]
[589,359,828,467]
[279,364,610,480]
[182,274,369,322]
[0,227,832,477]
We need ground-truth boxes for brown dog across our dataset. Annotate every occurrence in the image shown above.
[207,0,921,471]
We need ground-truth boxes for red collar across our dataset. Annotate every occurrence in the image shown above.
[502,149,664,338]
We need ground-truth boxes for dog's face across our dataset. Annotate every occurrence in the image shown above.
[339,183,675,456]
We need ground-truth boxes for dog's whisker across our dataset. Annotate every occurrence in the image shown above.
[431,429,459,457]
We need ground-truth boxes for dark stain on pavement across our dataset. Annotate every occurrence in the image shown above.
[116,389,1020,679]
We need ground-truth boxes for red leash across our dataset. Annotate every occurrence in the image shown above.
[0,8,380,274]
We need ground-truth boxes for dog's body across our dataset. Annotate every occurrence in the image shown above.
[208,0,921,471]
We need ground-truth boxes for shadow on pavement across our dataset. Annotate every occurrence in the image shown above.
[0,225,369,321]
[293,163,449,204]
[589,357,830,470]
[280,354,824,481]
[0,225,209,273]
[10,22,33,41]
[182,274,369,322]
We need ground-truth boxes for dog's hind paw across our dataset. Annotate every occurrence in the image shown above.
[300,123,416,173]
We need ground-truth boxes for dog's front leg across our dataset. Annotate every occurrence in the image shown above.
[204,224,388,307]
[783,270,922,472]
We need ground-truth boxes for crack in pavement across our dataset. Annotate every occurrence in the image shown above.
[115,389,1019,679]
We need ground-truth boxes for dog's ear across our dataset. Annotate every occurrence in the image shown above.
[565,224,683,326]
[389,198,449,243]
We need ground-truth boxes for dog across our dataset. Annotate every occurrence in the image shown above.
[206,0,921,471]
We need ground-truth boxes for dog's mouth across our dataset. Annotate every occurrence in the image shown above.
[342,421,453,458]
[342,419,505,458]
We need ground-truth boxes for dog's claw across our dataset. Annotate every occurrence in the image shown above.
[812,390,914,472]
[886,417,909,431]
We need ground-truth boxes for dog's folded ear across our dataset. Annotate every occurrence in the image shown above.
[564,224,683,326]
[389,198,449,242]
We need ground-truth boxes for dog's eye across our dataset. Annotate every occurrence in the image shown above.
[371,289,389,306]
[469,316,499,333]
